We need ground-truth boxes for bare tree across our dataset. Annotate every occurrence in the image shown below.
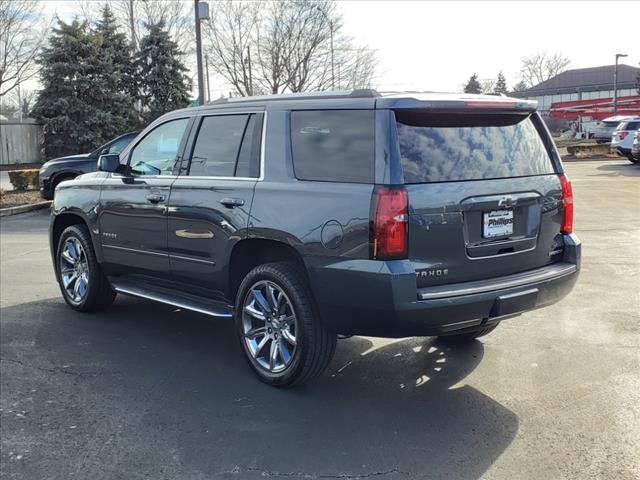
[0,0,47,97]
[204,0,259,96]
[203,0,377,97]
[77,0,193,53]
[519,52,571,88]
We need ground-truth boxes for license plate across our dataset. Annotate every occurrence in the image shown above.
[483,210,514,238]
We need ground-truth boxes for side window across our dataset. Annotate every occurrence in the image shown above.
[235,113,263,178]
[107,135,134,155]
[188,115,248,177]
[290,110,374,183]
[129,119,189,176]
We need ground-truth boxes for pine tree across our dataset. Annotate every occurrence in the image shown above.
[494,72,508,95]
[512,80,529,93]
[31,20,103,158]
[463,73,482,94]
[136,21,191,124]
[94,5,140,132]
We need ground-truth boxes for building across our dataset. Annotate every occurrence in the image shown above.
[513,64,639,113]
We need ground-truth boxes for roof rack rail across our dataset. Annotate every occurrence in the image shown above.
[206,89,380,106]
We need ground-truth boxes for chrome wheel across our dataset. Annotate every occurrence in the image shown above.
[242,280,297,373]
[59,237,89,303]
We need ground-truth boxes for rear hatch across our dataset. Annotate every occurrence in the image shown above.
[393,108,566,288]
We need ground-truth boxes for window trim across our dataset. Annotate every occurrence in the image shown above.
[181,110,266,182]
[124,117,193,178]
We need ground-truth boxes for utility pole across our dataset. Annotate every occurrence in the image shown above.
[194,0,209,106]
[613,53,628,115]
[246,46,253,96]
[128,0,136,48]
[205,54,210,102]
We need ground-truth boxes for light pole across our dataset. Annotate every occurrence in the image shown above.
[194,0,209,106]
[315,6,334,90]
[613,53,628,115]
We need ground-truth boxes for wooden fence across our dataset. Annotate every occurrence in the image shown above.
[0,121,44,166]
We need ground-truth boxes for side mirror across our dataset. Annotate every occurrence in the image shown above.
[98,154,123,173]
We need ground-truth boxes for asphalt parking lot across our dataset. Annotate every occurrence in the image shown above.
[1,159,638,480]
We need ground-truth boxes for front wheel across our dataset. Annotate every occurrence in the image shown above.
[56,225,115,312]
[235,262,336,387]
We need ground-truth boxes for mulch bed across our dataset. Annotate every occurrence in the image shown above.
[0,190,43,209]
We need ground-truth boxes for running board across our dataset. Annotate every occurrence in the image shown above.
[110,279,233,318]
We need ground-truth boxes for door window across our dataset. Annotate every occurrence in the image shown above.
[129,118,189,176]
[188,115,248,177]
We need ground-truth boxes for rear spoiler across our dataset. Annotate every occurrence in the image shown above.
[376,97,538,113]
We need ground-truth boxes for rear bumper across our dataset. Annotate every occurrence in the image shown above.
[311,233,581,337]
[611,146,631,157]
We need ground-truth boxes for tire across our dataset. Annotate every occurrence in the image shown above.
[234,262,336,387]
[627,155,639,164]
[437,323,499,343]
[56,224,115,312]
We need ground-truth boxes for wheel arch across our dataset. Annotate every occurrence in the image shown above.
[50,211,102,271]
[227,238,308,302]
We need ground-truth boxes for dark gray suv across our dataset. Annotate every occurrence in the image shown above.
[49,90,580,386]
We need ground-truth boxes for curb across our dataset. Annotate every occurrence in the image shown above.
[0,201,51,218]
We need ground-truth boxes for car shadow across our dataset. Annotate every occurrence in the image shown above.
[594,161,640,177]
[1,296,519,480]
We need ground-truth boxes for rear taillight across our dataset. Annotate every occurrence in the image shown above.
[559,174,573,234]
[618,131,629,140]
[370,186,408,260]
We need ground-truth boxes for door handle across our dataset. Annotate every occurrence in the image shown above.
[146,193,166,204]
[219,197,245,208]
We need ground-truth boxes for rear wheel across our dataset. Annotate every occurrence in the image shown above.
[235,262,336,387]
[437,323,499,343]
[56,225,115,312]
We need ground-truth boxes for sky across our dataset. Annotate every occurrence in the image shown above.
[29,0,640,97]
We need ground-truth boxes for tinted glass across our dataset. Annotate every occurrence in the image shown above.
[290,110,374,183]
[107,135,135,155]
[189,115,247,177]
[396,113,555,183]
[622,121,640,131]
[130,119,189,176]
[235,113,263,178]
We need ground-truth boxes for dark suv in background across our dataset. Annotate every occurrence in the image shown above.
[49,91,580,386]
[39,131,139,199]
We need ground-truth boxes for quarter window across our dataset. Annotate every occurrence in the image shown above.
[290,110,374,183]
[129,119,189,176]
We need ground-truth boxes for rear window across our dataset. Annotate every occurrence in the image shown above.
[395,112,556,183]
[603,121,620,128]
[290,110,374,183]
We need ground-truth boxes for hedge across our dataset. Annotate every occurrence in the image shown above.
[8,169,39,192]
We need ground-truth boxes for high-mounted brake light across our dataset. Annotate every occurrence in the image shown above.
[465,101,517,108]
[370,186,408,260]
[559,174,573,234]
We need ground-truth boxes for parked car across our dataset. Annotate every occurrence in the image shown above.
[38,131,140,199]
[631,129,640,163]
[48,91,580,386]
[594,116,630,144]
[610,117,640,161]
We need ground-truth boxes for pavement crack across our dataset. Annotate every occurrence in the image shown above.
[0,357,115,378]
[244,467,410,479]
